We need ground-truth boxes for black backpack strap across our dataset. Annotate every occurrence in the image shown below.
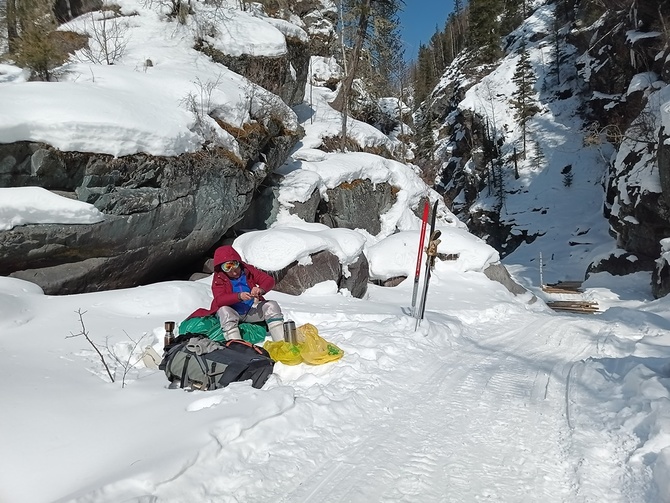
[225,339,272,359]
[179,353,192,388]
[159,340,188,372]
[240,359,275,389]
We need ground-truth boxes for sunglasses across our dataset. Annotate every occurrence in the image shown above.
[221,260,240,272]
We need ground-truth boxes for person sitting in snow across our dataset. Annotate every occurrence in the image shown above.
[188,245,285,342]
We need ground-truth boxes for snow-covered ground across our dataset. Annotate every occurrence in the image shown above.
[2,248,670,503]
[2,0,670,501]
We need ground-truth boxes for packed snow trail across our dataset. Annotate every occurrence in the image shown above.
[61,280,644,503]
[276,312,593,503]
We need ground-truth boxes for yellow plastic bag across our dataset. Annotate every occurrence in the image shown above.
[263,323,344,365]
[264,340,303,365]
[298,324,344,365]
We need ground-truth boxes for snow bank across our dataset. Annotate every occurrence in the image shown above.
[0,187,104,230]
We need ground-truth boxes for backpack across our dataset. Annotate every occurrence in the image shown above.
[159,335,274,390]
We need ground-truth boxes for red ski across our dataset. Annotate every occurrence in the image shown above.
[410,200,430,317]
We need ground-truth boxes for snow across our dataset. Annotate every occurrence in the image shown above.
[626,30,662,44]
[309,56,343,86]
[4,257,670,502]
[627,72,661,96]
[0,187,104,231]
[0,0,299,157]
[234,223,367,270]
[2,0,670,502]
[196,7,290,57]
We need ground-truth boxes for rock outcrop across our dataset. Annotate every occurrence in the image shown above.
[195,36,310,107]
[0,121,300,294]
[271,249,368,298]
[483,262,534,299]
[317,179,396,235]
[653,255,670,298]
[232,177,398,237]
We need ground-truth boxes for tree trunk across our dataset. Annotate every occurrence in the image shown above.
[7,0,18,53]
[340,86,349,151]
[330,0,372,113]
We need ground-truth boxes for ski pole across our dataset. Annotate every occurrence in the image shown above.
[410,200,430,317]
[417,229,442,326]
[415,200,439,330]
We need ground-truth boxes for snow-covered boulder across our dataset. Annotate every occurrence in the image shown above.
[0,129,300,294]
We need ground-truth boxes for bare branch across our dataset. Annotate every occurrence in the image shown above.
[105,330,151,388]
[78,13,129,65]
[67,309,115,383]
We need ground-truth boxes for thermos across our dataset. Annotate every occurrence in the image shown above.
[164,321,176,348]
[283,320,297,344]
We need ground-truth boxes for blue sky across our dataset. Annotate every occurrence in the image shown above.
[398,0,455,61]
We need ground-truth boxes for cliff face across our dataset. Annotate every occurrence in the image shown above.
[0,127,301,294]
[425,0,670,296]
[0,0,336,294]
[0,0,395,298]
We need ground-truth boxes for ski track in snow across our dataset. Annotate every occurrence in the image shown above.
[68,301,641,503]
[278,313,595,503]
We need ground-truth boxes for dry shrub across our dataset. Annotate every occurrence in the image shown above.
[191,146,245,169]
[15,27,66,81]
[338,179,366,190]
[51,30,89,57]
[215,119,266,141]
[320,134,396,160]
[218,148,245,169]
[320,134,361,152]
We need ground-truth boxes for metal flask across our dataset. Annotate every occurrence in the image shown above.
[283,320,297,344]
[163,320,176,349]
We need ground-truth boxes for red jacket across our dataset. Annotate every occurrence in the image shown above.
[188,245,275,319]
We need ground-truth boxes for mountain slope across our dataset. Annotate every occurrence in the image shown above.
[424,0,670,293]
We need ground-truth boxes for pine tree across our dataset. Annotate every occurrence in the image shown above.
[10,0,65,81]
[408,2,469,108]
[368,0,404,96]
[468,0,502,63]
[331,0,404,112]
[500,0,522,36]
[331,0,404,150]
[510,39,539,155]
[413,44,438,105]
[443,5,468,67]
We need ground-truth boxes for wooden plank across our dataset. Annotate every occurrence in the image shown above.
[543,281,584,293]
[546,300,599,314]
[550,281,583,287]
[546,300,597,306]
[547,301,599,314]
[542,287,584,294]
